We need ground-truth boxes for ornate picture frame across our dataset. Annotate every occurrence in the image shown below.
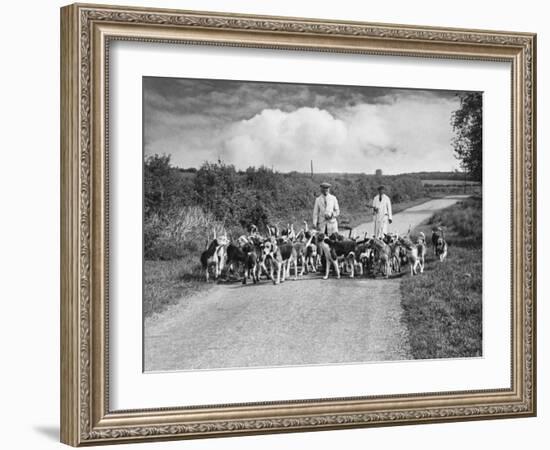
[60,2,536,446]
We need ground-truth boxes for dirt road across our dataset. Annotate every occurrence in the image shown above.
[144,195,467,372]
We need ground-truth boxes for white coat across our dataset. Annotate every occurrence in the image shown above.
[313,193,340,235]
[372,193,393,238]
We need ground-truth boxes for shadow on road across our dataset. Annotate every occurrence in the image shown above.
[224,272,410,289]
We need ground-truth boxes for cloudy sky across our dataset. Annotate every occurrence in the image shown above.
[143,77,471,174]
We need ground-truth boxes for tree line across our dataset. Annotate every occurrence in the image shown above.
[146,156,426,227]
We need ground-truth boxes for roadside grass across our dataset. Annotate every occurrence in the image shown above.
[144,256,211,318]
[400,196,482,359]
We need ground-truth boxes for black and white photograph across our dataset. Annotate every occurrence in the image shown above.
[1,0,543,446]
[143,77,482,372]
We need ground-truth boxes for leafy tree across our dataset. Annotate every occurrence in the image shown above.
[194,162,238,221]
[144,154,193,216]
[230,187,270,230]
[244,165,278,192]
[144,154,171,215]
[451,92,482,181]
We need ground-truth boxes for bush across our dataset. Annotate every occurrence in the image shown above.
[144,206,226,260]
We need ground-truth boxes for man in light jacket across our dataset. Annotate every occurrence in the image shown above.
[372,185,393,238]
[313,182,340,235]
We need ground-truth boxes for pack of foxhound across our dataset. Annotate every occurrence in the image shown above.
[201,222,448,284]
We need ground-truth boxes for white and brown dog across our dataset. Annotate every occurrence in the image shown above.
[236,234,262,284]
[399,235,421,276]
[304,233,319,273]
[200,233,229,282]
[352,237,372,277]
[370,237,392,278]
[289,231,313,278]
[416,232,427,273]
[321,234,358,279]
[261,237,299,284]
[432,227,448,262]
[301,221,320,273]
[315,233,341,280]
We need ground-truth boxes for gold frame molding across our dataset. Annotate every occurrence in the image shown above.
[60,2,536,446]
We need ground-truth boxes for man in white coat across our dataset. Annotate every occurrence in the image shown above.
[372,185,393,238]
[313,182,340,235]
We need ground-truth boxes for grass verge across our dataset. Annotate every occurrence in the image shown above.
[400,196,482,359]
[144,256,211,318]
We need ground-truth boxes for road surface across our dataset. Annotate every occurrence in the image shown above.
[144,195,467,372]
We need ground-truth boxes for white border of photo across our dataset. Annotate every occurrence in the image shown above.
[109,41,511,410]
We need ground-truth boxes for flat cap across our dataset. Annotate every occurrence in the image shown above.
[320,182,331,188]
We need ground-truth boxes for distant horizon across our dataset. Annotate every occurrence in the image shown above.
[144,77,477,174]
[156,157,470,178]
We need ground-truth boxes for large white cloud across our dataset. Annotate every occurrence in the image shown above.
[221,108,347,171]
[144,82,462,174]
[216,96,459,173]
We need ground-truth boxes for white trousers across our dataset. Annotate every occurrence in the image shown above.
[320,220,338,236]
[374,216,389,238]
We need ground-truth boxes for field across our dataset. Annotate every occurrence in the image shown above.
[144,257,207,318]
[400,196,482,359]
[421,179,481,186]
[422,179,481,197]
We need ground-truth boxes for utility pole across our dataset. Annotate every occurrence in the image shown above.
[310,160,314,179]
